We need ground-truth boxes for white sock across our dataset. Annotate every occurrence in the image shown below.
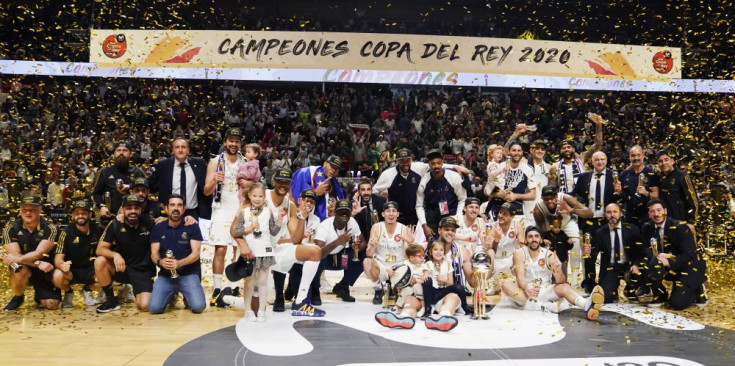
[399,310,412,318]
[296,261,319,304]
[224,295,246,310]
[213,274,223,290]
[374,281,382,290]
[574,296,590,309]
[439,310,452,317]
[559,300,572,311]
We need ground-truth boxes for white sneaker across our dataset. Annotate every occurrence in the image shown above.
[320,278,333,293]
[257,310,265,323]
[62,291,74,308]
[82,289,97,306]
[245,310,257,322]
[541,301,561,314]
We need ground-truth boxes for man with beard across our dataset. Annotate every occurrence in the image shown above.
[554,113,605,194]
[637,199,707,309]
[148,194,206,314]
[572,151,620,294]
[291,155,345,221]
[501,226,604,320]
[454,197,489,254]
[373,148,468,226]
[94,194,155,313]
[92,141,145,220]
[313,200,363,304]
[532,186,593,291]
[53,200,103,308]
[2,194,60,311]
[485,202,525,294]
[586,203,645,303]
[617,146,659,223]
[204,128,246,304]
[485,141,536,223]
[363,201,416,304]
[416,150,467,240]
[655,150,698,234]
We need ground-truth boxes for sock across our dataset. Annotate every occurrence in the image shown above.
[273,271,285,299]
[296,261,319,304]
[559,300,572,311]
[399,310,412,318]
[574,296,590,309]
[224,295,246,310]
[374,281,382,290]
[439,310,452,317]
[213,274,223,290]
[102,285,115,301]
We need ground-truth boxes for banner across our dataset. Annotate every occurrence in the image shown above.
[90,30,681,80]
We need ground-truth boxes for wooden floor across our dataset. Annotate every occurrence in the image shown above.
[2,257,734,366]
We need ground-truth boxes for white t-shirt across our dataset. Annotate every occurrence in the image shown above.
[314,216,362,254]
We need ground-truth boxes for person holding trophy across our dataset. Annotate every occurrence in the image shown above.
[148,194,206,314]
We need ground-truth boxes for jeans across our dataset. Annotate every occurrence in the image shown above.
[148,274,206,314]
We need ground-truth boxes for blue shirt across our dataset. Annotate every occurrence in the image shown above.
[150,221,203,277]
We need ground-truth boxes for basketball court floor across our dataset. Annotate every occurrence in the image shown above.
[1,269,732,366]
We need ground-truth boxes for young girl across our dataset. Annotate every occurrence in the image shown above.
[229,182,285,322]
[484,144,506,199]
[421,240,460,328]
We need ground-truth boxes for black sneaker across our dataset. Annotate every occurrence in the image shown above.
[3,295,24,312]
[273,297,285,312]
[372,287,384,305]
[695,285,708,308]
[209,288,221,307]
[215,287,232,308]
[333,282,356,302]
[96,298,121,313]
[231,286,241,297]
[284,286,294,302]
[311,291,322,306]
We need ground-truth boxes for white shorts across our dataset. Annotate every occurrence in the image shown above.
[536,284,560,303]
[376,260,400,282]
[270,243,298,274]
[198,218,211,245]
[208,221,236,246]
[492,256,514,282]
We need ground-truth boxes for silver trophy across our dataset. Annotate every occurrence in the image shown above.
[166,250,178,278]
[470,252,492,320]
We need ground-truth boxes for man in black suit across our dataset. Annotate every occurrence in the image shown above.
[572,151,619,293]
[587,203,645,303]
[149,138,211,221]
[638,199,707,309]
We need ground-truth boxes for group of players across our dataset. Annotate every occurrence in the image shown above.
[1,113,708,333]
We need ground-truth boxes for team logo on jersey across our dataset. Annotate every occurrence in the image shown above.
[181,232,188,240]
[508,231,515,239]
[38,230,44,236]
[108,175,115,180]
[73,237,79,243]
[538,259,546,268]
[394,235,402,242]
[120,228,126,232]
[161,235,166,240]
[471,224,479,231]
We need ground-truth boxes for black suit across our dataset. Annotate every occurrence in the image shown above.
[149,157,211,220]
[572,168,620,292]
[591,223,644,303]
[640,218,706,310]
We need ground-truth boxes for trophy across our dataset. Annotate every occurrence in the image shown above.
[250,207,262,237]
[213,159,225,204]
[351,234,361,262]
[370,209,379,225]
[546,167,558,188]
[650,237,659,258]
[582,233,592,259]
[612,170,620,192]
[470,252,491,320]
[635,173,646,197]
[165,250,178,278]
[104,191,111,208]
[0,245,22,273]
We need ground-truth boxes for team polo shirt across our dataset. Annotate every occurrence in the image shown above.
[101,216,154,270]
[150,220,203,277]
[2,218,57,263]
[56,223,102,268]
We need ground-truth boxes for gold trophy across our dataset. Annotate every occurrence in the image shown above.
[250,207,262,237]
[546,167,558,187]
[582,233,592,259]
[650,237,659,258]
[165,250,178,278]
[351,234,361,262]
[370,209,379,225]
[635,173,646,197]
[470,252,491,320]
[0,245,22,272]
[612,170,620,192]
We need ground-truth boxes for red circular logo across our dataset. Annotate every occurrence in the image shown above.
[652,51,673,74]
[471,224,479,231]
[508,231,516,239]
[538,259,546,268]
[394,235,402,242]
[102,34,127,59]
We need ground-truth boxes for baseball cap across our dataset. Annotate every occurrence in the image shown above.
[122,194,142,206]
[439,216,459,228]
[382,201,399,211]
[20,194,43,206]
[396,148,412,160]
[334,199,352,213]
[541,185,558,197]
[131,177,149,189]
[273,168,293,181]
[426,149,443,161]
[300,189,317,200]
[70,200,93,212]
[225,128,242,139]
[465,197,481,206]
[326,155,342,168]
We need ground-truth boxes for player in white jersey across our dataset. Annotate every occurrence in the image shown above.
[486,202,525,294]
[553,113,605,193]
[454,197,489,254]
[204,128,247,303]
[364,201,416,304]
[501,226,604,320]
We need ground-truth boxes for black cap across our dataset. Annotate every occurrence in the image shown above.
[335,199,352,213]
[531,139,547,149]
[225,128,242,139]
[655,149,672,159]
[560,138,575,148]
[499,201,522,216]
[326,155,342,168]
[396,148,412,160]
[70,200,93,212]
[541,185,558,197]
[439,216,460,228]
[131,177,149,189]
[273,168,293,181]
[300,189,317,200]
[426,149,443,161]
[115,140,133,150]
[382,201,399,211]
[225,255,254,282]
[20,194,43,206]
[121,194,142,206]
[465,197,481,206]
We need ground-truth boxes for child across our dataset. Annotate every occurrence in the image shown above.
[226,182,285,322]
[396,244,429,308]
[421,240,455,318]
[542,216,573,277]
[484,144,506,199]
